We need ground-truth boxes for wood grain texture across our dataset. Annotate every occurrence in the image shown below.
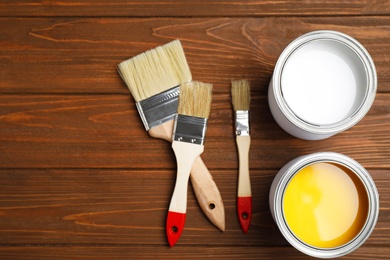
[0,17,389,94]
[0,0,390,17]
[0,246,389,260]
[0,169,388,246]
[0,94,389,169]
[1,1,390,258]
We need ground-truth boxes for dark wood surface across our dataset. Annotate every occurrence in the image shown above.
[0,1,389,259]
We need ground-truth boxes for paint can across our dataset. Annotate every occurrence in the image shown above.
[268,30,377,140]
[269,152,379,258]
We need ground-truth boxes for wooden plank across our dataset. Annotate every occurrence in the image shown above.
[1,0,390,17]
[0,17,389,94]
[0,1,388,259]
[0,246,389,259]
[0,169,388,246]
[0,93,389,169]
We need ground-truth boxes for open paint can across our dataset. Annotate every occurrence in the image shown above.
[269,152,379,258]
[268,30,377,140]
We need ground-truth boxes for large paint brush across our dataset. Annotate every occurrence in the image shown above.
[166,81,213,247]
[117,40,224,231]
[231,79,252,234]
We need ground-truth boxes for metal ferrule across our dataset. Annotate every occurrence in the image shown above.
[235,110,250,136]
[173,114,208,145]
[135,86,180,131]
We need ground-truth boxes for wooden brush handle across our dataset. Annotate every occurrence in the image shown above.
[236,135,252,234]
[149,120,225,231]
[148,120,174,142]
[166,141,204,247]
[190,157,225,231]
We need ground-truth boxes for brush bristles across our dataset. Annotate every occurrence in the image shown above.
[164,40,192,84]
[231,79,251,111]
[178,81,213,119]
[117,40,192,102]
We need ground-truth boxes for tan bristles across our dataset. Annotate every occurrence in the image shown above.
[178,81,213,119]
[231,79,251,111]
[117,40,192,102]
[164,40,192,84]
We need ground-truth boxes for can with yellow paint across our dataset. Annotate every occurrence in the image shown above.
[269,152,379,258]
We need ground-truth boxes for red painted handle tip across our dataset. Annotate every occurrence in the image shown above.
[237,196,252,234]
[166,211,186,247]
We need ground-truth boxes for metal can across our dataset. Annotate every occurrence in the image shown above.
[269,152,379,258]
[268,30,377,140]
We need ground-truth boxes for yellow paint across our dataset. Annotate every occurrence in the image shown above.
[283,162,369,248]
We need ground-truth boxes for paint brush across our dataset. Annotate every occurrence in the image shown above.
[166,81,213,247]
[117,40,225,231]
[231,79,252,234]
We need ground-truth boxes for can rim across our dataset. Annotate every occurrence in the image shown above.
[273,152,379,258]
[272,30,377,135]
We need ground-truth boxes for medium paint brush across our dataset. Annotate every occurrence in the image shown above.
[117,40,225,231]
[166,81,213,247]
[231,79,252,234]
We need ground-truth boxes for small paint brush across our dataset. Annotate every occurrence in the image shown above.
[231,79,252,234]
[117,40,225,231]
[166,81,213,247]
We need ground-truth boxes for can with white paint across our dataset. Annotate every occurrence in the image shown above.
[268,30,377,140]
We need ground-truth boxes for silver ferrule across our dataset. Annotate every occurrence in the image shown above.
[173,114,208,145]
[135,86,180,131]
[235,110,250,136]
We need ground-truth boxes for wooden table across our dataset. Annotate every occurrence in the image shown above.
[0,1,389,259]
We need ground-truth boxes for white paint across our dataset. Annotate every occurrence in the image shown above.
[281,40,367,125]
